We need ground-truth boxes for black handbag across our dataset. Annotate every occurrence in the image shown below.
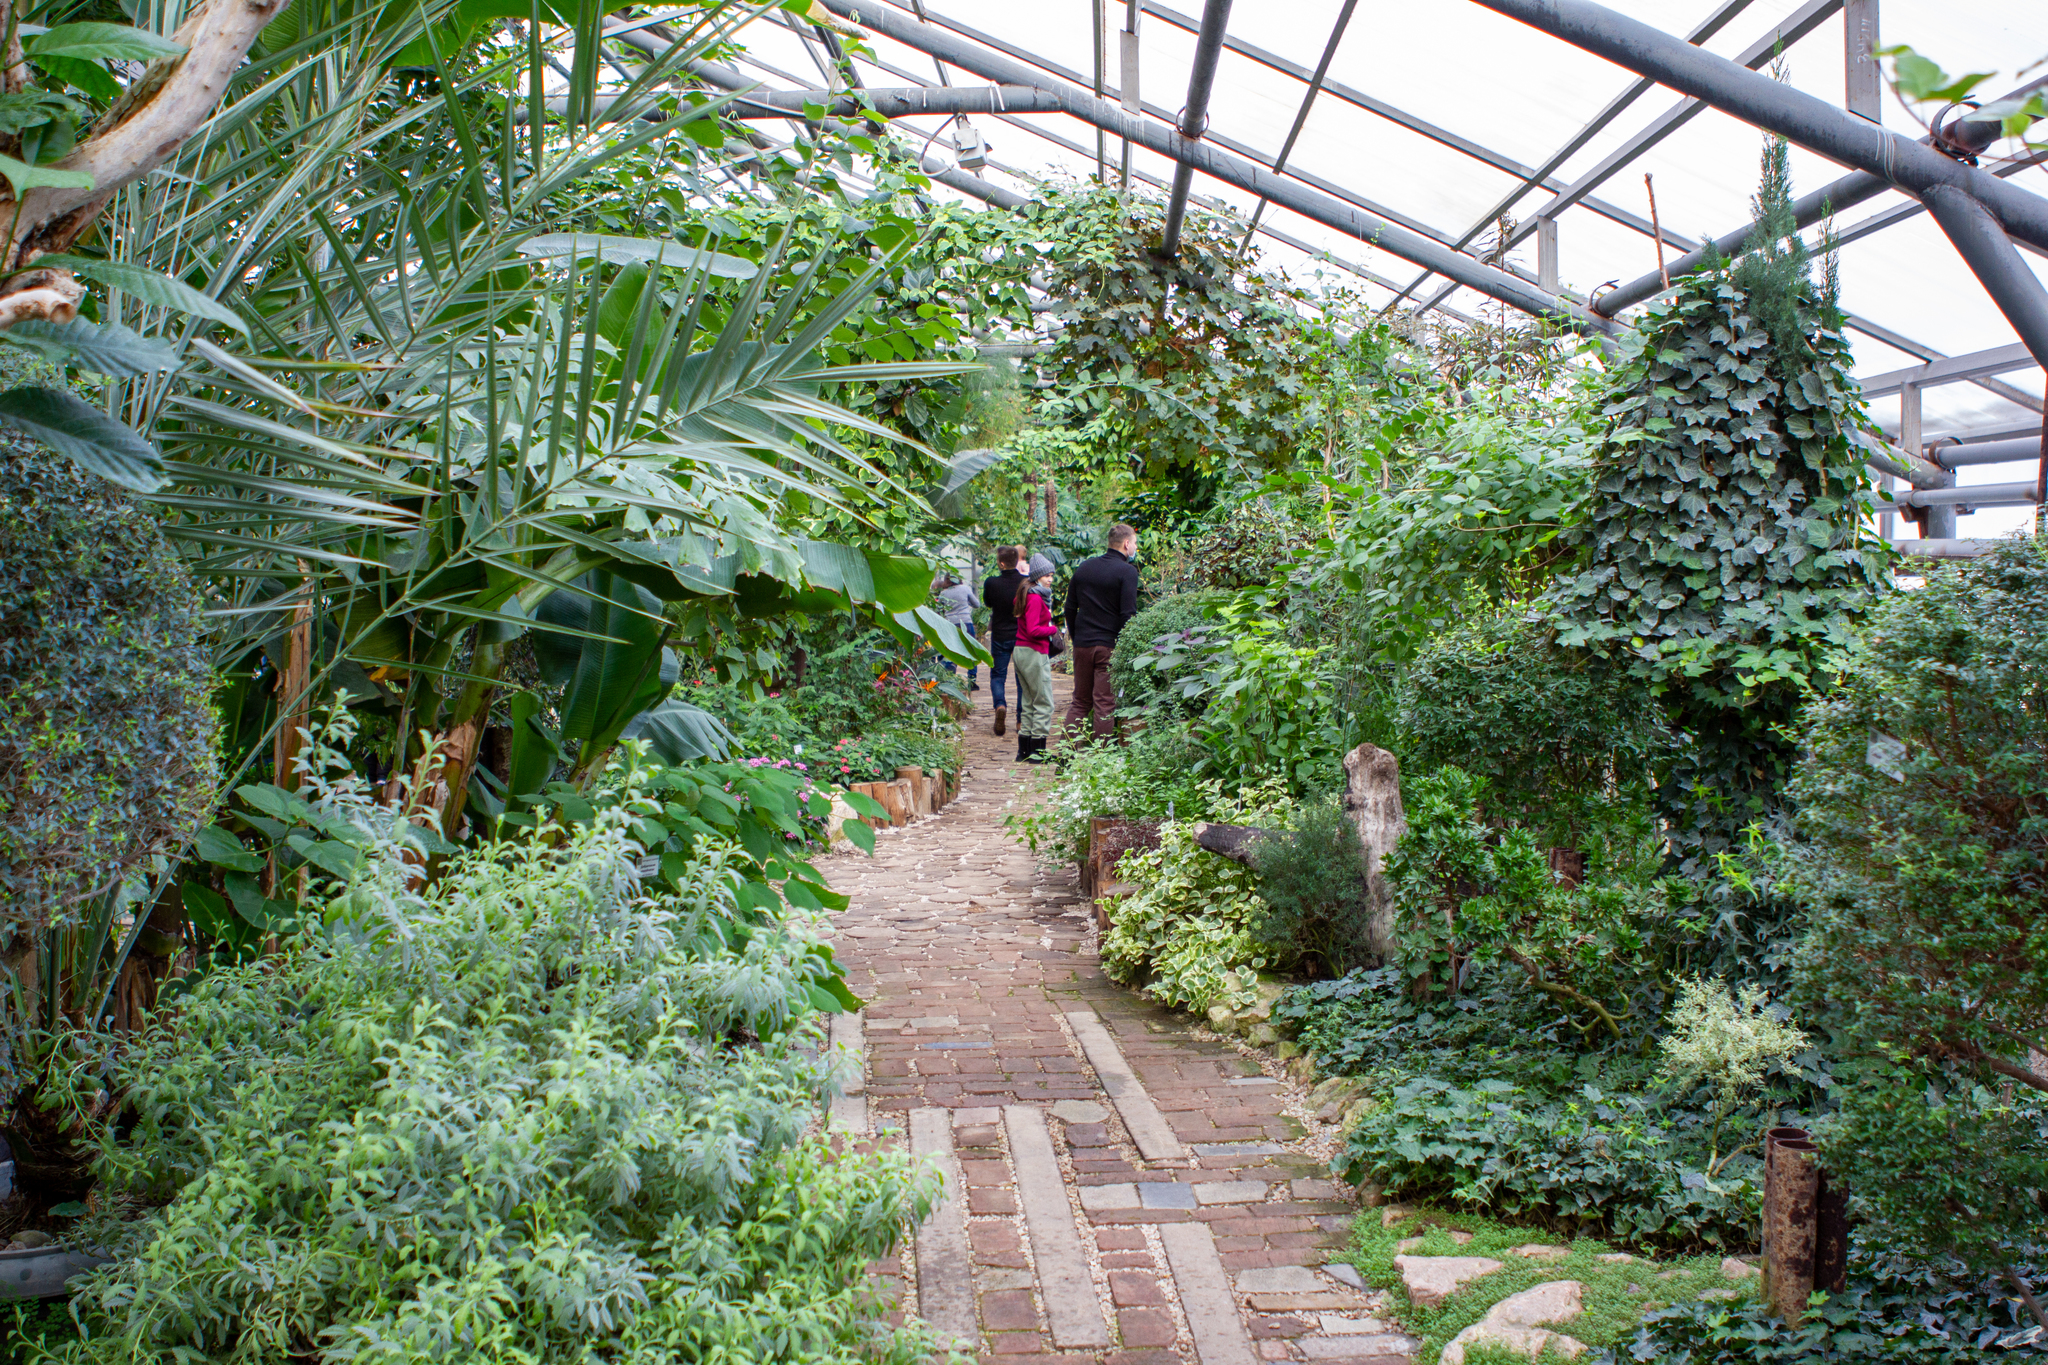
[1048,628,1069,658]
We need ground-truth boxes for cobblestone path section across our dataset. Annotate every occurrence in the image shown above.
[819,680,1417,1365]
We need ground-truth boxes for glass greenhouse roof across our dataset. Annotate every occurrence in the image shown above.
[725,0,2047,539]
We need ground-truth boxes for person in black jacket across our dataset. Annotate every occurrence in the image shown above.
[981,545,1026,736]
[1060,523,1140,742]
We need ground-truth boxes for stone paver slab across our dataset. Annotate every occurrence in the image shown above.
[1004,1105,1112,1350]
[1064,1009,1190,1162]
[909,1107,976,1349]
[1161,1222,1258,1365]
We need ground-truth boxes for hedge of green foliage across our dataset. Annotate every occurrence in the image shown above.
[1399,613,1668,847]
[0,436,217,926]
[1788,536,2048,1284]
[1107,590,1223,715]
[58,772,933,1364]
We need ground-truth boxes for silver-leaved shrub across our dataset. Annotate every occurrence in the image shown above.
[54,777,936,1364]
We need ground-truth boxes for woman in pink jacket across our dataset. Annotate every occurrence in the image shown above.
[1011,554,1057,763]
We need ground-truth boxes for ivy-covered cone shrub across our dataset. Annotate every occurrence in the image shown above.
[1542,147,1883,881]
[1786,537,2048,1292]
[0,435,217,923]
[58,807,934,1364]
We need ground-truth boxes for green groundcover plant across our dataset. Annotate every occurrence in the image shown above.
[50,762,937,1363]
[1100,778,1295,1014]
[1599,1234,2048,1363]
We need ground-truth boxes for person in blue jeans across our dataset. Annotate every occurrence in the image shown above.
[981,545,1026,736]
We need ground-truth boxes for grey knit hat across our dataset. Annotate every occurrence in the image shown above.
[1027,553,1055,578]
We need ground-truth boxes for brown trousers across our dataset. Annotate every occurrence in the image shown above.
[1062,644,1118,739]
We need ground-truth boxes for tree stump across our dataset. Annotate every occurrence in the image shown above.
[1342,743,1409,960]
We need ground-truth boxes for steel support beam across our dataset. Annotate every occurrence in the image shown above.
[1237,0,1356,249]
[1931,437,2046,468]
[1923,186,2048,374]
[819,0,1616,333]
[721,86,1064,117]
[1897,481,2039,508]
[1896,539,1999,558]
[1393,0,1831,312]
[1595,78,2048,316]
[1858,342,2038,398]
[1158,0,1232,258]
[1526,0,1840,228]
[1842,0,1880,121]
[1468,0,2048,255]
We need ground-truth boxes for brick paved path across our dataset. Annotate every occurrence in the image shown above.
[819,677,1418,1365]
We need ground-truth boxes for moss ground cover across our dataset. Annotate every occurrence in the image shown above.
[1344,1206,1741,1363]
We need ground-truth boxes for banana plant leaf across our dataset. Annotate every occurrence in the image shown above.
[620,697,732,764]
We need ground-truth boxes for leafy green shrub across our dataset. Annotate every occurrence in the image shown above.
[1192,603,1338,791]
[1010,724,1213,866]
[1302,403,1598,665]
[1383,766,1665,1043]
[1599,1239,2048,1362]
[1335,1074,1755,1250]
[59,775,934,1363]
[1249,796,1375,975]
[1399,613,1667,846]
[0,437,217,925]
[1102,778,1294,1013]
[1109,590,1223,714]
[1276,966,1584,1091]
[1785,536,2048,1280]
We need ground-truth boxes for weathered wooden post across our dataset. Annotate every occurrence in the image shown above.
[1342,744,1409,959]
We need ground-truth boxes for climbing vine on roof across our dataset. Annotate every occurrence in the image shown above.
[1025,186,1318,481]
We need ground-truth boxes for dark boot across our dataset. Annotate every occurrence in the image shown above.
[1024,736,1049,764]
[1015,734,1034,762]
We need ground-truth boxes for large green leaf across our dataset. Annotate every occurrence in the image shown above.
[865,551,936,613]
[798,539,877,600]
[621,697,732,764]
[504,691,561,806]
[27,22,185,62]
[517,233,758,279]
[881,605,989,667]
[0,154,89,195]
[0,386,163,491]
[36,254,247,334]
[535,572,674,746]
[1,318,180,376]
